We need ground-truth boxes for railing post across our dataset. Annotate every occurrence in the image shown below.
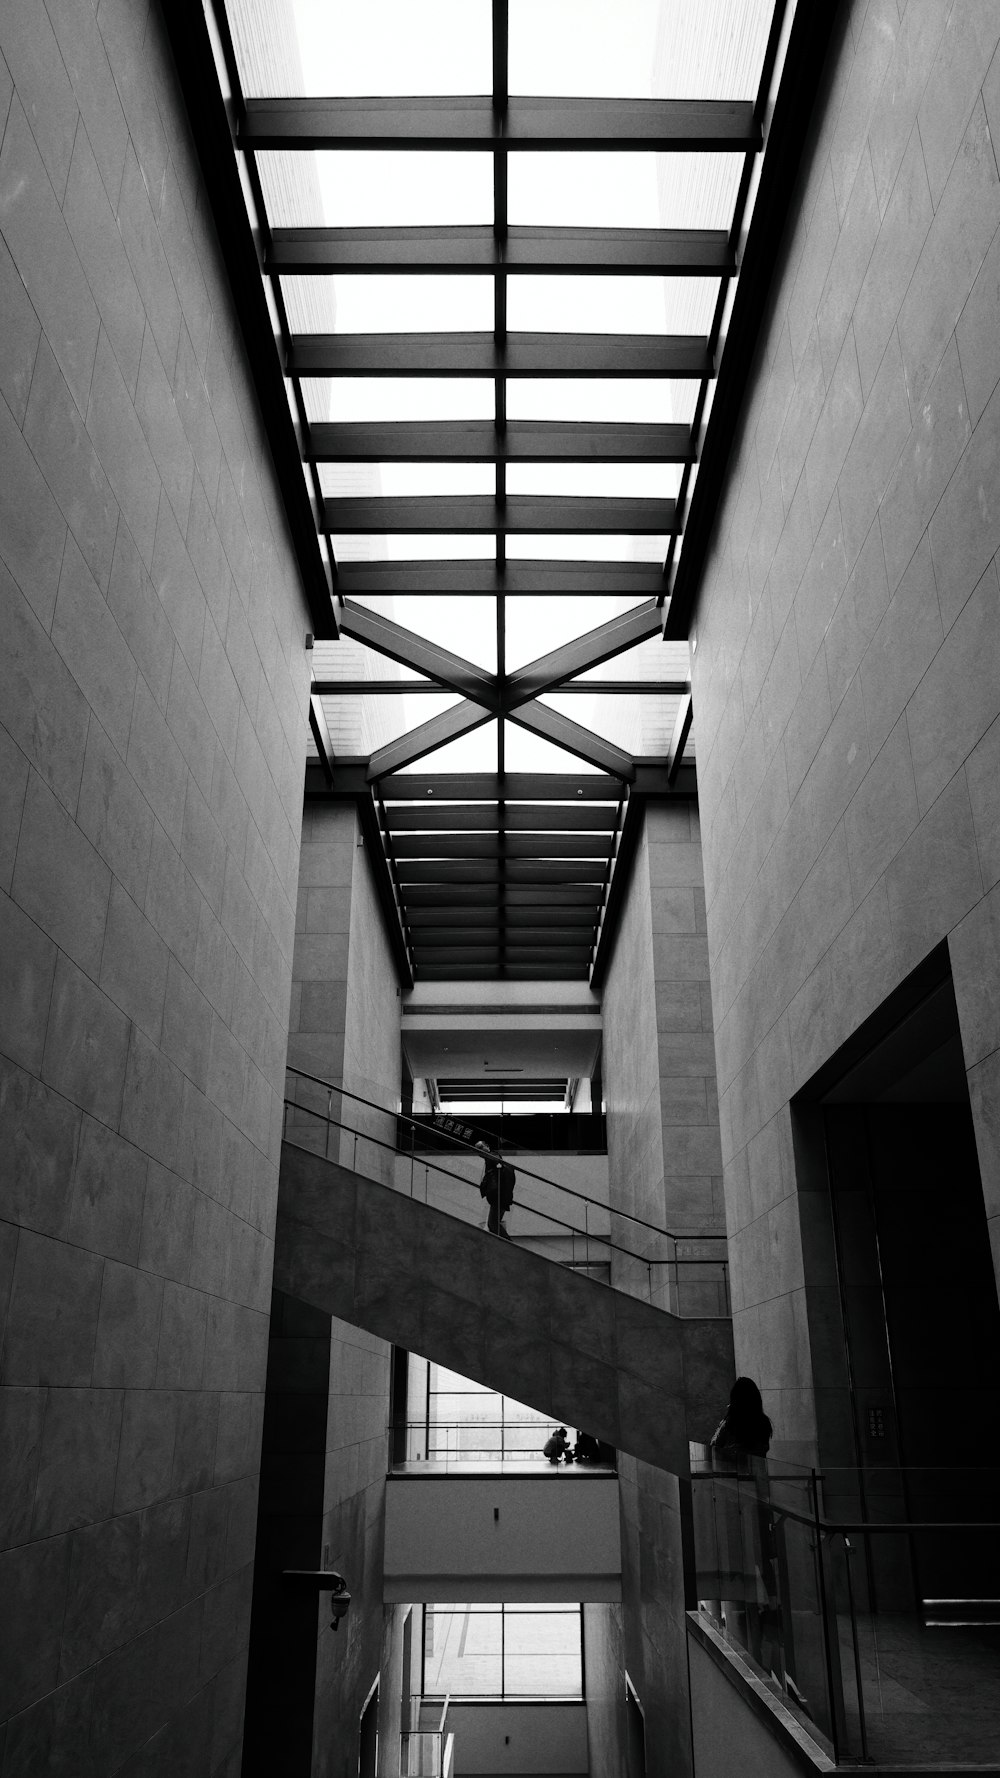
[841,1534,868,1763]
[811,1469,842,1763]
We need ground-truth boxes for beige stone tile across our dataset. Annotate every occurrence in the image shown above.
[829,0,900,220]
[838,327,912,567]
[804,325,864,534]
[868,0,950,213]
[100,879,168,1045]
[907,559,1000,812]
[0,230,40,428]
[898,97,1000,409]
[860,534,943,756]
[52,536,136,760]
[62,120,142,399]
[12,771,111,980]
[885,770,984,970]
[845,713,920,901]
[966,712,1000,890]
[77,720,154,908]
[86,329,160,574]
[916,0,1000,206]
[818,146,880,383]
[950,882,1000,1068]
[825,515,890,709]
[136,331,194,541]
[879,335,972,592]
[0,560,90,816]
[856,125,934,399]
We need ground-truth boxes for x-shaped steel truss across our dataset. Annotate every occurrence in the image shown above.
[169,0,833,981]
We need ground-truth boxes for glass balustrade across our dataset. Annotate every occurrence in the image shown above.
[690,1451,1000,1766]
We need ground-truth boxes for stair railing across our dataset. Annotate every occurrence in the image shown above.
[283,1064,730,1315]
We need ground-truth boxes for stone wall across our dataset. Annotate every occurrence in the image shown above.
[600,805,725,1778]
[288,801,400,1184]
[690,0,1000,1457]
[264,799,400,1773]
[0,2,313,1769]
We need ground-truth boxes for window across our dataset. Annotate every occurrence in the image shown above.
[423,1604,583,1698]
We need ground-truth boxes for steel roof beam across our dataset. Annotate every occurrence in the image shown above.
[375,770,626,801]
[269,223,733,276]
[395,861,608,884]
[241,95,760,150]
[402,885,602,906]
[310,418,691,464]
[325,494,677,535]
[406,905,598,926]
[386,804,619,831]
[290,332,710,378]
[332,560,672,598]
[390,835,613,860]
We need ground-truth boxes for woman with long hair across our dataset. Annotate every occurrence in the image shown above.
[711,1376,773,1460]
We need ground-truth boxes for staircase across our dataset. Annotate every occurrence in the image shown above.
[276,1139,733,1477]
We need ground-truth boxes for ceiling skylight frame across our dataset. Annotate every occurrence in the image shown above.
[193,0,803,984]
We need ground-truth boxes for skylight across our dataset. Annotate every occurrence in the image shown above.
[217,0,787,982]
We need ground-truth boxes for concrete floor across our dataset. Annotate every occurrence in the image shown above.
[840,1614,1000,1766]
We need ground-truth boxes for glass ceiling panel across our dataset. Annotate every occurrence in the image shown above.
[508,0,658,99]
[508,153,660,230]
[311,379,495,423]
[258,152,493,227]
[368,597,498,671]
[505,464,682,500]
[318,693,456,752]
[507,277,718,339]
[650,0,775,100]
[287,0,491,97]
[504,535,671,562]
[357,536,496,562]
[505,380,699,426]
[314,633,422,680]
[574,635,691,680]
[542,691,695,760]
[508,152,743,231]
[321,464,495,497]
[415,721,499,774]
[504,596,649,672]
[502,724,603,774]
[283,276,495,335]
[655,151,746,234]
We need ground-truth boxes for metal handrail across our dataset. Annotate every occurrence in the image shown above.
[285,1064,727,1249]
[283,1094,731,1298]
[690,1469,1000,1535]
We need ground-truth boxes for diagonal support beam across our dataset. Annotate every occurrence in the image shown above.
[508,703,636,779]
[338,603,498,708]
[366,703,494,780]
[505,600,663,707]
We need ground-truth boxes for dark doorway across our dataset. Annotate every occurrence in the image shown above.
[625,1676,646,1778]
[800,956,1000,1608]
[358,1683,378,1778]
